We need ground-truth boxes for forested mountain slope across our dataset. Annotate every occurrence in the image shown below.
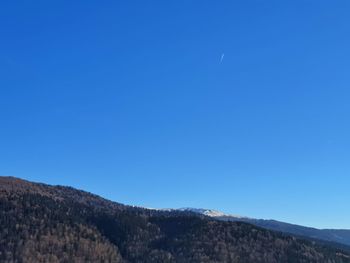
[179,208,350,247]
[1,176,349,263]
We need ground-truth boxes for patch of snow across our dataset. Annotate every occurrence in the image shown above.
[178,207,248,219]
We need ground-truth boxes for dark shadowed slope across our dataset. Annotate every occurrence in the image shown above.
[238,218,350,247]
[1,176,350,263]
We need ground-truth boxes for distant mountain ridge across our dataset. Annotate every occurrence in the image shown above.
[178,208,248,219]
[1,176,350,263]
[179,208,350,247]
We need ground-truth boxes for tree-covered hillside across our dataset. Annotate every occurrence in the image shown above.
[0,177,349,263]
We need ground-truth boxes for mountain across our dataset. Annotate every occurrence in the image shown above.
[178,208,228,217]
[1,176,350,263]
[178,208,243,218]
[179,208,350,247]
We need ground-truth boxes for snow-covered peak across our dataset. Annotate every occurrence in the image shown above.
[178,207,247,218]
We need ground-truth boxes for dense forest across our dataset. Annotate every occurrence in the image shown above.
[0,176,349,263]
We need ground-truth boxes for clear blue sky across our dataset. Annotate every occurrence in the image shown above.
[1,1,349,229]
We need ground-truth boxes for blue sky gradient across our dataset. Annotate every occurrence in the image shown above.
[1,1,350,229]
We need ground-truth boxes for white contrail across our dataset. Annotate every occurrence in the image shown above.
[220,53,225,63]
